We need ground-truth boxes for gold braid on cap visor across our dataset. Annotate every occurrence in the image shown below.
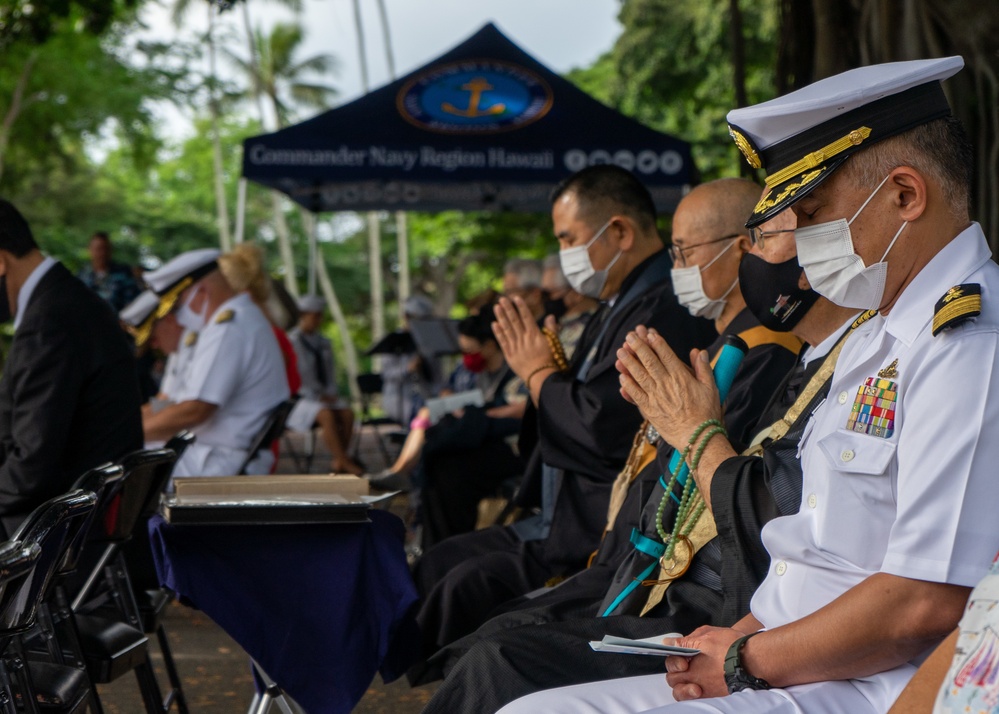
[763,126,872,188]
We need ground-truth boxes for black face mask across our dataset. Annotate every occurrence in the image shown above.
[739,253,820,332]
[0,277,10,324]
[542,294,568,320]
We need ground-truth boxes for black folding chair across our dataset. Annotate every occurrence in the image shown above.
[70,449,186,714]
[237,397,299,475]
[4,490,98,714]
[352,373,406,468]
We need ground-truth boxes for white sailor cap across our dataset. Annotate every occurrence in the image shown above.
[297,294,326,313]
[143,248,220,322]
[120,289,161,347]
[727,56,964,227]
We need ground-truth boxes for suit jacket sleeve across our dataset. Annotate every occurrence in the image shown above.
[0,320,84,510]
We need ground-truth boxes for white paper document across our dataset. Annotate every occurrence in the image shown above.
[425,389,485,424]
[589,633,700,657]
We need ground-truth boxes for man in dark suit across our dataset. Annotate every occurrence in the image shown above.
[0,199,142,536]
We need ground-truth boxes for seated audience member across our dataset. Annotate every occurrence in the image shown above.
[503,258,545,322]
[370,306,526,497]
[286,294,363,475]
[416,308,529,549]
[0,200,142,536]
[541,253,598,359]
[78,230,141,311]
[142,249,289,476]
[497,55,997,714]
[411,165,717,664]
[381,294,443,424]
[417,183,821,706]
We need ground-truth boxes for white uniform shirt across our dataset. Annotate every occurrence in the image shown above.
[751,223,999,710]
[159,330,198,401]
[175,292,289,452]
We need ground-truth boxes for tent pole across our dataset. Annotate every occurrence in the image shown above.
[307,211,318,296]
[234,178,248,244]
[316,223,361,407]
[367,211,385,343]
[395,211,409,323]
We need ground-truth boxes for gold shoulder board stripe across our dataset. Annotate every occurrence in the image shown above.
[215,309,235,324]
[932,295,981,336]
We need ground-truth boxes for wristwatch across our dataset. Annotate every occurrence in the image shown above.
[723,633,771,693]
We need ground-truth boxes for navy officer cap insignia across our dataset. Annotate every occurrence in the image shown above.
[143,248,220,322]
[726,56,964,228]
[933,284,981,336]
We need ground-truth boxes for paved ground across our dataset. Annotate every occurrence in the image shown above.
[96,426,439,713]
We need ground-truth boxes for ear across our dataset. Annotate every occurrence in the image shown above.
[610,216,636,252]
[735,235,752,257]
[888,167,928,222]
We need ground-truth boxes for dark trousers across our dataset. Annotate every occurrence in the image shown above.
[420,439,522,550]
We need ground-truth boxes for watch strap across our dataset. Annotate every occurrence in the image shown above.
[724,632,772,693]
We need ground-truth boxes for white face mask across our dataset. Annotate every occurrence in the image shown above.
[175,287,208,333]
[795,174,908,310]
[670,238,739,320]
[559,219,622,299]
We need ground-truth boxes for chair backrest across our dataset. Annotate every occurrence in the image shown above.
[0,540,40,634]
[60,463,125,573]
[164,430,196,464]
[356,373,384,416]
[237,397,299,475]
[4,490,97,632]
[97,449,178,543]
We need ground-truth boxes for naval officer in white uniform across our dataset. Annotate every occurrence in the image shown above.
[142,249,289,476]
[499,56,999,714]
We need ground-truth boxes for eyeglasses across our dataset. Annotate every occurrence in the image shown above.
[748,226,795,250]
[668,234,741,267]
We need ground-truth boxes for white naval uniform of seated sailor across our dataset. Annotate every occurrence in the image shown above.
[172,291,289,477]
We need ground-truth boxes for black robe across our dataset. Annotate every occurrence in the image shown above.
[411,251,716,670]
[418,338,836,713]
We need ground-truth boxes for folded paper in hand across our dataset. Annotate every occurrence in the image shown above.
[425,389,484,424]
[589,634,700,657]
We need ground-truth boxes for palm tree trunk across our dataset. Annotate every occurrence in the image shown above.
[239,2,299,297]
[352,0,385,343]
[207,4,232,252]
[374,0,412,320]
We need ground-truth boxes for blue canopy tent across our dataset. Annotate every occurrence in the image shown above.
[241,22,696,213]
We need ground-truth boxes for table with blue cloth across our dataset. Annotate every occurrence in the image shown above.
[148,508,421,714]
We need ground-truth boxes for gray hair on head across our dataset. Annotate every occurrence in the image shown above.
[503,258,543,290]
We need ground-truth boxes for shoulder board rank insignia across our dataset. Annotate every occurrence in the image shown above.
[183,332,198,348]
[214,309,235,325]
[932,284,981,336]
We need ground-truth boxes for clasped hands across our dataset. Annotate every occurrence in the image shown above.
[492,297,558,385]
[616,326,723,453]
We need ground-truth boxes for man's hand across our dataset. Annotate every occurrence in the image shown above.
[616,326,723,450]
[492,296,557,382]
[664,626,746,701]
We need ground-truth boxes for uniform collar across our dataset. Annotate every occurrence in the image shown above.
[884,222,990,347]
[207,291,251,325]
[14,256,57,330]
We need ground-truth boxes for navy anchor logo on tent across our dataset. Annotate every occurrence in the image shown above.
[441,77,507,118]
[397,60,553,134]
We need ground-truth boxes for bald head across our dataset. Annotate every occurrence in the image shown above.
[673,179,761,241]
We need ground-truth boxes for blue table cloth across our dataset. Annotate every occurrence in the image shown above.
[148,509,421,714]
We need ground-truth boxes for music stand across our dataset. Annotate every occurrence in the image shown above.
[408,318,461,357]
